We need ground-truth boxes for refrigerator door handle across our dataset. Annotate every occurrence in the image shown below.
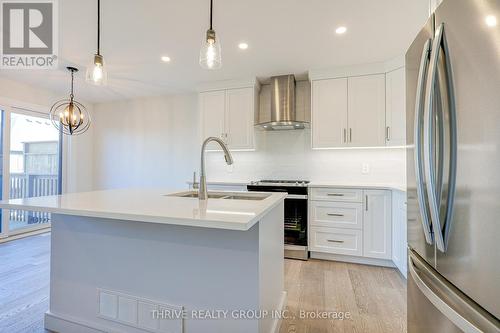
[409,251,500,333]
[414,38,434,245]
[423,23,458,253]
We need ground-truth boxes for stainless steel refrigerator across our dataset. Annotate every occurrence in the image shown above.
[406,0,500,332]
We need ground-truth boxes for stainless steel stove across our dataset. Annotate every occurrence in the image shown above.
[247,180,309,260]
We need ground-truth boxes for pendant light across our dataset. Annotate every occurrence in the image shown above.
[86,0,108,85]
[50,67,91,135]
[199,0,222,69]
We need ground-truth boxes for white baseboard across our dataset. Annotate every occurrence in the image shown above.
[311,252,396,268]
[0,228,50,243]
[270,291,288,333]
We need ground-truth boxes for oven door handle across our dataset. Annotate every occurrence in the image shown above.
[286,194,308,199]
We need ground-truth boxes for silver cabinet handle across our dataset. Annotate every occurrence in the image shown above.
[409,251,499,333]
[327,193,344,197]
[327,239,344,244]
[343,128,347,143]
[386,126,391,141]
[414,38,434,246]
[327,213,344,217]
[365,195,368,211]
[349,128,352,143]
[423,23,458,253]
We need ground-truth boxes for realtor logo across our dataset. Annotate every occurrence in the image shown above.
[1,0,58,69]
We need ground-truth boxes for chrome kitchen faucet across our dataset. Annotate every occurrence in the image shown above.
[199,137,234,200]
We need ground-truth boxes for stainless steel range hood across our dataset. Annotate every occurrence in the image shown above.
[256,74,309,130]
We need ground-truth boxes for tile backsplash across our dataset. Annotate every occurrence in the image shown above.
[205,129,406,185]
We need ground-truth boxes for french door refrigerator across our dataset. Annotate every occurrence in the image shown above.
[406,0,500,332]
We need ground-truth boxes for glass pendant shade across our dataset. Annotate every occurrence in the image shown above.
[86,54,108,86]
[199,29,222,69]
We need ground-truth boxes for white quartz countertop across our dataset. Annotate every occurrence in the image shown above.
[185,180,406,192]
[186,180,250,186]
[0,189,286,231]
[308,182,406,192]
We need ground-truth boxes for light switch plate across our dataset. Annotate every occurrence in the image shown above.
[362,163,370,174]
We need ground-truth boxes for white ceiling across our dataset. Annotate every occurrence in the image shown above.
[0,0,429,103]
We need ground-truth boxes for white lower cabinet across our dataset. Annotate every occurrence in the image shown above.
[310,187,363,202]
[391,190,407,277]
[310,187,397,267]
[310,201,363,229]
[363,190,392,259]
[309,226,362,256]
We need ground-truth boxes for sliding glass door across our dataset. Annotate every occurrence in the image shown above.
[0,110,4,238]
[0,107,62,237]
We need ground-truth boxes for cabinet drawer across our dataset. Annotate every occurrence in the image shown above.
[309,227,362,256]
[310,201,363,229]
[310,187,363,202]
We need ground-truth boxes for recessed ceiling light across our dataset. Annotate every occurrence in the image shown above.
[485,15,497,27]
[335,26,347,34]
[238,42,249,50]
[161,56,171,62]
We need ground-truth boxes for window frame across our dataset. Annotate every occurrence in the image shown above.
[0,98,66,239]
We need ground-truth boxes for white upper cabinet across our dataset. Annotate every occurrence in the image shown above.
[200,90,226,149]
[385,67,406,146]
[310,60,407,149]
[199,83,257,150]
[347,74,386,147]
[311,74,386,148]
[225,88,255,149]
[363,190,392,260]
[312,78,348,148]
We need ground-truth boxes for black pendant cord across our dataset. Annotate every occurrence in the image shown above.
[70,70,75,101]
[97,0,101,55]
[209,0,213,30]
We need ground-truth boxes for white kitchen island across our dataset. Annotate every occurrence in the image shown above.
[0,189,286,333]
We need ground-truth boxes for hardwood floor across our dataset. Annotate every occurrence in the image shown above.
[0,233,51,333]
[280,259,407,333]
[0,234,407,333]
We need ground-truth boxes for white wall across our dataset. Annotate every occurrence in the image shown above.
[92,94,199,190]
[429,0,443,15]
[0,77,94,193]
[92,93,406,190]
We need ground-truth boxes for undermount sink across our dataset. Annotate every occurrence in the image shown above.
[167,191,270,201]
